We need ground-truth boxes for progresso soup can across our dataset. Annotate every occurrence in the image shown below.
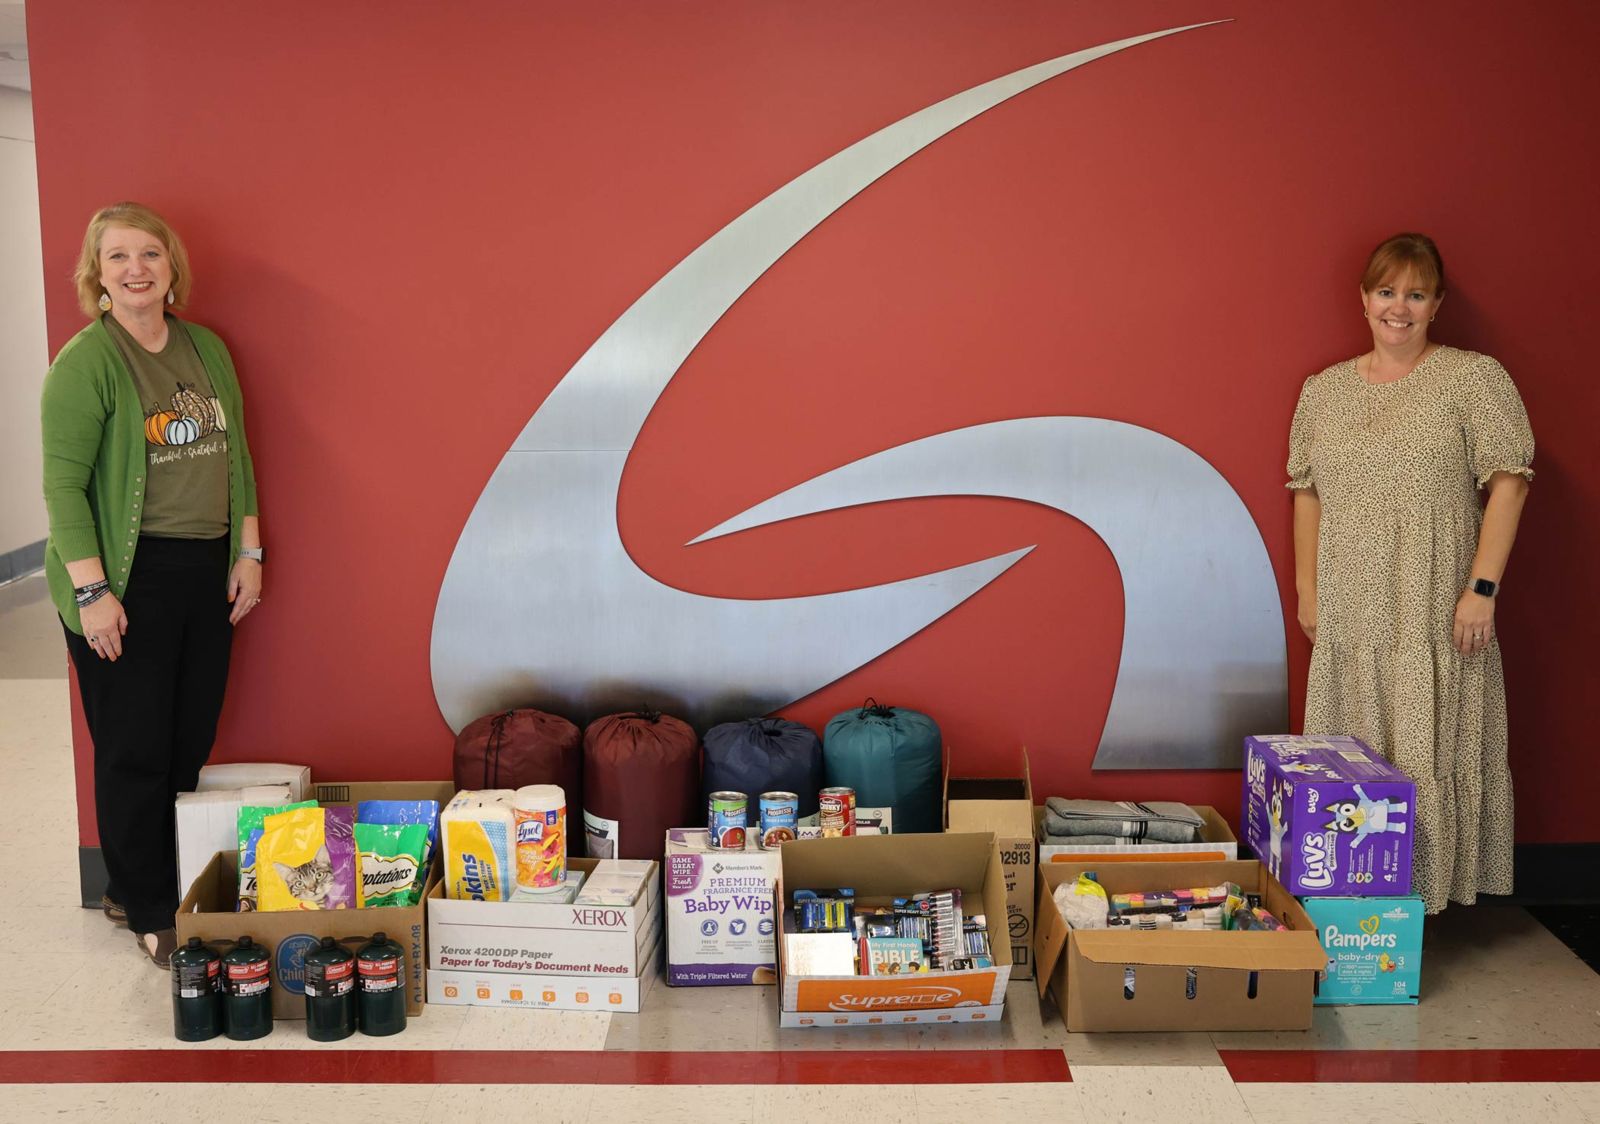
[757,792,798,850]
[819,787,856,837]
[707,791,749,849]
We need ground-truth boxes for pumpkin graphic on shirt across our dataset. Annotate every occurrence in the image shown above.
[145,383,222,447]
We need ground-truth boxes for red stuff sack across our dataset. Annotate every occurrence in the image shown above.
[452,708,583,807]
[582,709,700,861]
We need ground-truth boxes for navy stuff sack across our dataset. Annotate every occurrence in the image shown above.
[822,699,942,833]
[702,718,825,818]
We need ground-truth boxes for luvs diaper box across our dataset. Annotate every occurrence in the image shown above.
[1242,735,1414,897]
[665,828,780,986]
[1301,896,1422,1005]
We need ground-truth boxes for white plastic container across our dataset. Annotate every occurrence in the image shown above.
[513,784,567,890]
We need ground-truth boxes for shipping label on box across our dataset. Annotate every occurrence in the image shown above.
[664,828,780,986]
[1242,735,1414,897]
[1302,896,1422,1005]
[427,857,659,976]
[429,936,661,1013]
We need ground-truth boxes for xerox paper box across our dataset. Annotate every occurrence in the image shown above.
[1037,805,1239,864]
[428,935,661,1013]
[775,833,1011,1027]
[1034,859,1326,1032]
[664,828,780,986]
[946,751,1036,979]
[427,857,659,976]
[176,849,435,1020]
[1242,735,1414,896]
[1302,896,1422,1005]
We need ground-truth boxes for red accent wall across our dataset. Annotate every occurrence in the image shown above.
[31,2,1598,845]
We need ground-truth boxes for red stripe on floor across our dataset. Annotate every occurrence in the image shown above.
[1222,1049,1600,1083]
[0,1048,1070,1085]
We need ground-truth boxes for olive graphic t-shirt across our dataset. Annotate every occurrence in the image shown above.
[103,314,230,539]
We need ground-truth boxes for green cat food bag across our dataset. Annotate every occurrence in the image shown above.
[355,822,430,907]
[238,799,317,911]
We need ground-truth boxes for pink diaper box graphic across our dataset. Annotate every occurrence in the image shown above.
[1241,735,1414,897]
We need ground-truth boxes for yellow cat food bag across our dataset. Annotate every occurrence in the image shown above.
[257,806,357,911]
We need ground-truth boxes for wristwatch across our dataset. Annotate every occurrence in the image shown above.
[1471,577,1497,598]
[239,547,265,563]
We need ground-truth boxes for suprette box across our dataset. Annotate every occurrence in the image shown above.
[1037,805,1238,864]
[775,832,1012,1028]
[175,780,454,1020]
[427,858,660,977]
[1034,859,1327,1032]
[945,751,1036,980]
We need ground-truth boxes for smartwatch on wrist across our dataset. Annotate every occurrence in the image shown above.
[1471,577,1497,598]
[239,547,264,563]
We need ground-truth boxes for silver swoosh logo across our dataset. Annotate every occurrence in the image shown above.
[431,21,1285,769]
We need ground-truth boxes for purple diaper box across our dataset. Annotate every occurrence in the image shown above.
[1242,735,1414,897]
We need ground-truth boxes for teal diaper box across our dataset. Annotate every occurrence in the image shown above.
[1301,896,1422,1005]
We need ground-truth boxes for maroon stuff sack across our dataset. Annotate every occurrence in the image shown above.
[453,708,582,806]
[583,709,700,861]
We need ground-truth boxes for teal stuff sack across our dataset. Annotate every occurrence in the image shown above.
[822,699,942,833]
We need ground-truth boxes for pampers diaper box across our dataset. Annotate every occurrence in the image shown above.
[664,828,780,986]
[1301,896,1423,1005]
[1242,735,1414,897]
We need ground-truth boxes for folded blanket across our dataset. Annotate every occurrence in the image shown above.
[1043,799,1202,844]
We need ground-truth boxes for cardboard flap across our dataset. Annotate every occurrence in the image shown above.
[1072,929,1327,972]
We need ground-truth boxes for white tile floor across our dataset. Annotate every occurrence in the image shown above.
[3,571,1600,1120]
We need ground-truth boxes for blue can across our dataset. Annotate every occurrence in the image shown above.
[758,792,799,850]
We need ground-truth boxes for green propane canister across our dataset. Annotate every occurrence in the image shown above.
[222,936,273,1041]
[170,937,224,1042]
[302,936,357,1042]
[355,931,407,1037]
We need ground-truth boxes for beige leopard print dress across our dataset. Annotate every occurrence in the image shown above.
[1287,346,1534,913]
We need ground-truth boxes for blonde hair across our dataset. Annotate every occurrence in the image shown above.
[1360,232,1446,297]
[73,202,192,318]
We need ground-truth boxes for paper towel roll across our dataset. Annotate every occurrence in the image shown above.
[442,790,516,901]
[196,763,311,802]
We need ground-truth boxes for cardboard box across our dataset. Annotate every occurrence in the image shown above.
[174,780,452,1021]
[1301,896,1422,1005]
[1037,805,1239,864]
[664,828,780,986]
[1034,859,1327,1032]
[946,755,1036,980]
[1242,735,1414,896]
[428,857,659,976]
[775,832,1012,1028]
[177,850,435,1020]
[427,934,662,1013]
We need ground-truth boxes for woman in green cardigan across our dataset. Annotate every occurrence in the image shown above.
[41,202,264,968]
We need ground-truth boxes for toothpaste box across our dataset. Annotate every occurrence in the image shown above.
[1242,735,1414,897]
[1301,896,1423,1005]
[664,828,780,986]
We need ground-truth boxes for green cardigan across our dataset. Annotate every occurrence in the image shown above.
[41,316,260,634]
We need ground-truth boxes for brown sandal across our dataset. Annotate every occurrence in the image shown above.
[101,895,127,927]
[135,928,178,969]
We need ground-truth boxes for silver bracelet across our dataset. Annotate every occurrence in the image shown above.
[239,547,264,563]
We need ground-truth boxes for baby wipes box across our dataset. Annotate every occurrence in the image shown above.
[1301,896,1422,1005]
[1241,735,1414,897]
[664,828,780,986]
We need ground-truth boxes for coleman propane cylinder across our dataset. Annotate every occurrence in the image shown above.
[302,935,357,1042]
[170,936,224,1042]
[355,931,407,1037]
[222,935,273,1040]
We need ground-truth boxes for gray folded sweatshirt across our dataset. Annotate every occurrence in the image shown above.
[1043,798,1203,843]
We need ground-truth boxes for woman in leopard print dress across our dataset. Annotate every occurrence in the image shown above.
[1287,233,1533,913]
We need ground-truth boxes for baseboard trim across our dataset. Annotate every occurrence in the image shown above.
[0,539,45,586]
[78,846,108,908]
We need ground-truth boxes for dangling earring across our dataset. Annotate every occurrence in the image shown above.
[1429,316,1436,322]
[97,292,111,312]
[167,289,175,306]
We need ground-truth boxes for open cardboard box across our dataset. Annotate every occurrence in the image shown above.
[1036,805,1238,863]
[1035,859,1326,1032]
[174,779,453,1020]
[945,749,1036,979]
[775,832,1011,1028]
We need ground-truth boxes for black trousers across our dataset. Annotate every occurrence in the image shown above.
[64,535,233,934]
